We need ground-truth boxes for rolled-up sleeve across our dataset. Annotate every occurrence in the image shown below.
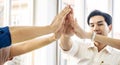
[0,26,11,48]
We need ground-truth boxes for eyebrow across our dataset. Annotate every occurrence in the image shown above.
[97,20,103,24]
[89,20,104,25]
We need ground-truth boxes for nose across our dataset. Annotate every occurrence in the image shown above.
[93,25,99,32]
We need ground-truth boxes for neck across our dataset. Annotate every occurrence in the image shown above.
[94,41,107,52]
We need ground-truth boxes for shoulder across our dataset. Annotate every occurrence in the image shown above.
[108,46,120,57]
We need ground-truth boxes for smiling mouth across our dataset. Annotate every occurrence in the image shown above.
[94,32,102,35]
[96,33,102,35]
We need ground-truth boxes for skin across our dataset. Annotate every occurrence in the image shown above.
[60,9,74,51]
[9,30,62,58]
[94,34,120,50]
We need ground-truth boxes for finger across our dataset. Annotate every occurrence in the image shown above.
[68,13,74,22]
[54,8,69,25]
[70,7,74,14]
[59,5,71,16]
[57,6,71,24]
[71,18,77,27]
[55,25,65,39]
[58,13,69,27]
[58,7,71,19]
[59,26,65,34]
[55,20,65,33]
[51,6,71,25]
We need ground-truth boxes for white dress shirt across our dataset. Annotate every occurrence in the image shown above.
[61,40,120,65]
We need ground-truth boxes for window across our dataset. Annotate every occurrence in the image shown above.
[0,0,4,26]
[113,0,120,39]
[3,0,58,65]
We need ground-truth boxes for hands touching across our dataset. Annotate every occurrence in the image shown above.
[62,8,74,37]
[50,6,71,33]
[50,5,72,40]
[52,5,91,40]
[54,6,74,40]
[57,6,90,51]
[63,6,92,39]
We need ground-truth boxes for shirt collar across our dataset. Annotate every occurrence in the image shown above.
[88,42,113,54]
[103,45,113,54]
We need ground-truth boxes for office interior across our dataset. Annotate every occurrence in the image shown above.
[0,0,120,65]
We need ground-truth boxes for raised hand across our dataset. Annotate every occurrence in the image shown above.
[50,5,71,33]
[63,13,74,37]
[62,6,75,37]
[71,19,90,39]
[54,24,65,40]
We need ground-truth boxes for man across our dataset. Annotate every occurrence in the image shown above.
[60,10,120,65]
[0,6,71,65]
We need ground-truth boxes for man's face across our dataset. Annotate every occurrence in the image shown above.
[89,15,111,36]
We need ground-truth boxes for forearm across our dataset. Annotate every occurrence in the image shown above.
[9,26,54,44]
[77,31,120,50]
[85,32,120,49]
[94,34,120,49]
[60,35,72,51]
[10,35,56,57]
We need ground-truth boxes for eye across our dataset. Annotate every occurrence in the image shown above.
[89,24,94,27]
[98,23,103,26]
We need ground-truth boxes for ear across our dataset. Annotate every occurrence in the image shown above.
[108,24,112,32]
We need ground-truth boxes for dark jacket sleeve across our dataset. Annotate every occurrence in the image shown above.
[0,26,11,48]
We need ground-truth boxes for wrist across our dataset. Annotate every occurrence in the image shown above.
[49,25,55,33]
[63,34,72,38]
[62,34,71,41]
[86,32,92,39]
[49,35,57,42]
[60,35,71,44]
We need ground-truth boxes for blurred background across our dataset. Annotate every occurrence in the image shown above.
[0,0,120,65]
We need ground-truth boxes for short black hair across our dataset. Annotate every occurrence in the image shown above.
[87,10,112,26]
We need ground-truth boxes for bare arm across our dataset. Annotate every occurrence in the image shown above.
[9,26,52,44]
[9,18,65,58]
[94,34,120,50]
[60,35,72,51]
[9,5,71,44]
[82,32,120,50]
[59,10,74,51]
[9,34,56,58]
